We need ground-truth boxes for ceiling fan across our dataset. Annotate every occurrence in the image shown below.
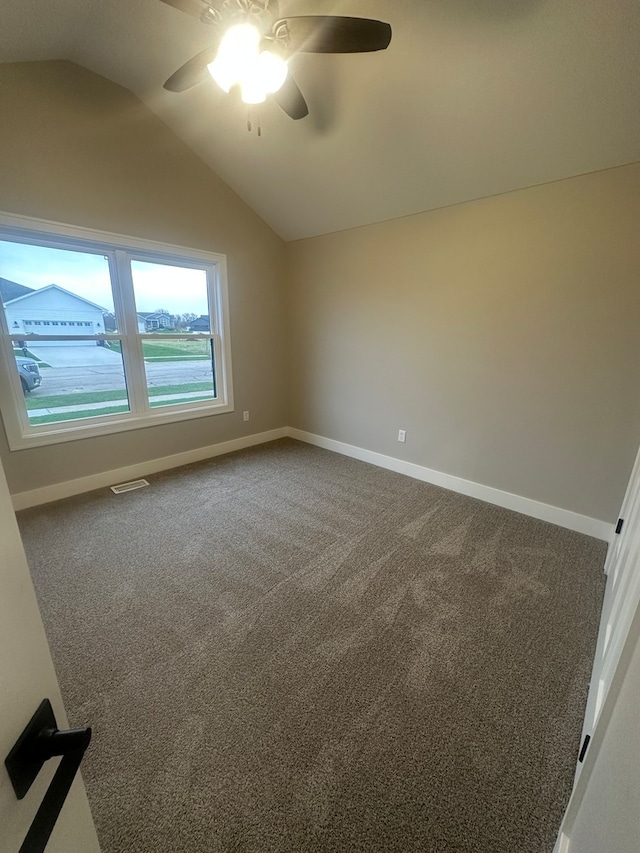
[160,0,392,120]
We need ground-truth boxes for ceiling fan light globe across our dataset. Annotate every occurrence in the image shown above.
[207,58,233,93]
[219,22,261,60]
[208,23,261,93]
[257,50,288,94]
[241,82,267,105]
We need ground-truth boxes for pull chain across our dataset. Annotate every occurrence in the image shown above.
[246,109,262,136]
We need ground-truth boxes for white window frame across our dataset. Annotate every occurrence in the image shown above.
[0,212,234,450]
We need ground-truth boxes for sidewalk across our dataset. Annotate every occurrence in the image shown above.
[28,390,213,418]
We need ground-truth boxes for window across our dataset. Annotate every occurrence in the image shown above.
[0,213,233,449]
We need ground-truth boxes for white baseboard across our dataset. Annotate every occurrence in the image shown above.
[11,427,288,510]
[287,428,613,542]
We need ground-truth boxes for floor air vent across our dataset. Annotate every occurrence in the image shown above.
[110,479,150,494]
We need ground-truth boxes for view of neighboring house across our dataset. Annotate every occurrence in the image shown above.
[138,311,174,331]
[188,315,210,332]
[2,280,107,346]
[2,279,180,339]
[103,311,146,333]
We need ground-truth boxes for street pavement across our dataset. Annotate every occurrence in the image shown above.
[30,360,214,396]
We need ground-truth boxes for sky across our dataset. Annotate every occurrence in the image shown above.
[0,240,210,316]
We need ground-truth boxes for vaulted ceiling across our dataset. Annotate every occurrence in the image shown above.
[1,0,639,240]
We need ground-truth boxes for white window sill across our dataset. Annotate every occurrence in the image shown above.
[5,400,234,451]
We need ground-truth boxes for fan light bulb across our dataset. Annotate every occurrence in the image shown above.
[207,23,288,103]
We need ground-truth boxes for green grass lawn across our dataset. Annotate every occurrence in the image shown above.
[106,340,210,360]
[27,381,216,425]
[26,382,214,410]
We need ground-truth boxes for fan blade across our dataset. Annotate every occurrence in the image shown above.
[274,16,392,54]
[158,0,218,23]
[164,46,218,92]
[271,74,309,120]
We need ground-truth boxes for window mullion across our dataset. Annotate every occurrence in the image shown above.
[113,249,148,414]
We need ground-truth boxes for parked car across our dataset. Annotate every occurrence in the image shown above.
[16,356,42,394]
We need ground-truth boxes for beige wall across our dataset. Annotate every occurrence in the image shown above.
[0,61,287,494]
[287,164,640,522]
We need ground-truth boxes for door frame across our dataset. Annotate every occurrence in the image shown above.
[553,441,640,849]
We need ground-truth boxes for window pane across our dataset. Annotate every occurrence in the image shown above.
[11,339,130,426]
[143,338,217,408]
[130,260,210,334]
[0,240,117,334]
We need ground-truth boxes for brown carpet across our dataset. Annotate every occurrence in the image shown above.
[19,438,606,853]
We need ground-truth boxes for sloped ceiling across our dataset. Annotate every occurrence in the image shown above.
[1,0,639,240]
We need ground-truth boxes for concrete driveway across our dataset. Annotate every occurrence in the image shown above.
[28,344,122,368]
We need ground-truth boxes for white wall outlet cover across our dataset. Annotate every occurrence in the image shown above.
[243,411,250,421]
[398,430,406,442]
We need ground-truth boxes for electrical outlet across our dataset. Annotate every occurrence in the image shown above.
[243,411,250,421]
[398,429,406,443]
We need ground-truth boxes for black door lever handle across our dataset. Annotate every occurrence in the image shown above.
[35,725,92,762]
[5,699,92,853]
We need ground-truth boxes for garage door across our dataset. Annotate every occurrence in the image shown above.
[23,320,96,345]
[31,338,96,346]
